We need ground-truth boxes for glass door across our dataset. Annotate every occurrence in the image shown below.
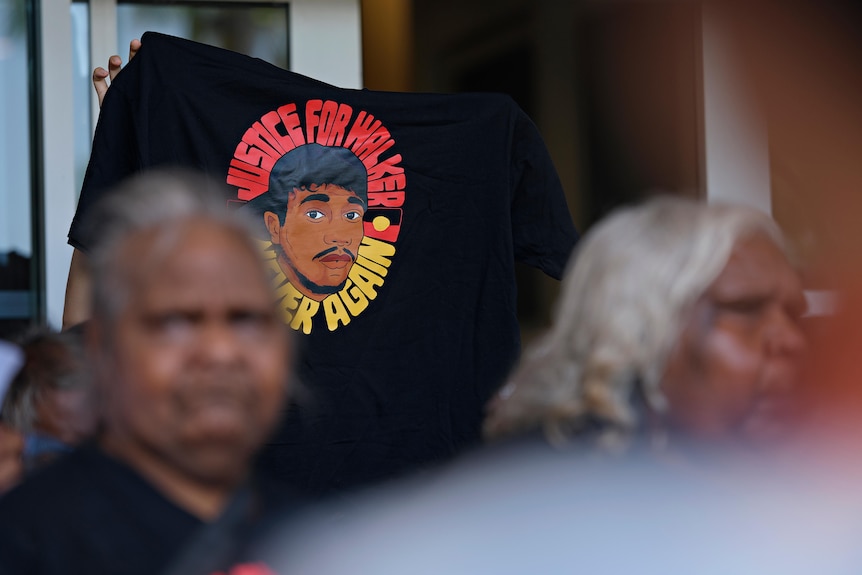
[0,0,36,338]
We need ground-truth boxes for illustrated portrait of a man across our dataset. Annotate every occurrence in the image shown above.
[244,143,368,302]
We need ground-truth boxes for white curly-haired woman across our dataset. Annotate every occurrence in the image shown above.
[484,195,808,455]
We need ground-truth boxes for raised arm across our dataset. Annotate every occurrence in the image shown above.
[63,39,142,328]
[62,248,92,329]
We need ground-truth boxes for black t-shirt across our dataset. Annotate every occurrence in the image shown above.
[0,444,293,575]
[0,445,197,575]
[70,32,579,495]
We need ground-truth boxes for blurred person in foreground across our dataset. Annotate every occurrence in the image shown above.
[263,197,862,575]
[1,327,97,476]
[484,195,808,458]
[0,170,295,575]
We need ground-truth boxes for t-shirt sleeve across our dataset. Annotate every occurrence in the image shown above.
[509,106,578,280]
[67,82,140,253]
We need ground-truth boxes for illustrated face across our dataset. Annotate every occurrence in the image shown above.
[661,234,808,448]
[100,219,290,486]
[264,184,366,301]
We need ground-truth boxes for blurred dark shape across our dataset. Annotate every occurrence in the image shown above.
[0,251,31,291]
[576,1,702,223]
[0,251,34,340]
[705,0,862,286]
[0,326,96,471]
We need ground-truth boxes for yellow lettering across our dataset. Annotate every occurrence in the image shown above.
[340,279,369,316]
[349,263,385,300]
[290,295,319,334]
[357,237,395,270]
[323,293,351,331]
[257,240,276,258]
[354,254,388,277]
[269,265,287,286]
[268,242,390,333]
[259,243,288,286]
[275,281,303,325]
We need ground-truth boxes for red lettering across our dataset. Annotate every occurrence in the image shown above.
[227,158,271,201]
[277,103,306,147]
[367,191,405,207]
[368,174,406,193]
[344,111,382,152]
[227,175,268,201]
[367,153,406,192]
[313,100,350,146]
[233,142,267,170]
[367,153,403,180]
[260,110,298,154]
[227,157,270,200]
[352,126,391,161]
[228,104,408,207]
[251,121,286,155]
[305,99,323,144]
[327,103,353,147]
[240,128,281,168]
[360,137,395,168]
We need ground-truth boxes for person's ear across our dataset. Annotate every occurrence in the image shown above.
[264,212,282,245]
